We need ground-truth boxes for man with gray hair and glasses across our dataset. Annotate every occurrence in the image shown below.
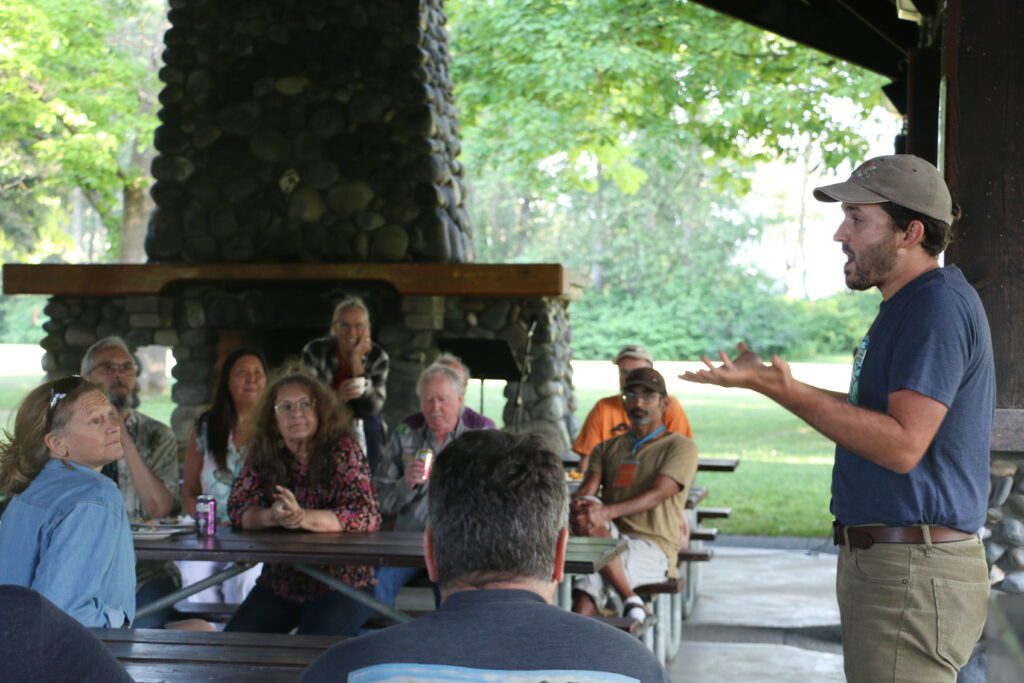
[81,336,181,627]
[371,363,479,608]
[303,430,668,682]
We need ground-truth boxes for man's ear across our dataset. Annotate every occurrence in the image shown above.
[552,527,569,583]
[900,219,926,250]
[659,395,670,413]
[424,526,438,583]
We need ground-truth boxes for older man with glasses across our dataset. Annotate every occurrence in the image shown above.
[570,368,698,624]
[81,336,180,627]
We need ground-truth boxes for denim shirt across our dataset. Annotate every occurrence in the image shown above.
[0,459,136,627]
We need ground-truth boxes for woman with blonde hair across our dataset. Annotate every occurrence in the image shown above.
[224,368,381,635]
[0,376,135,627]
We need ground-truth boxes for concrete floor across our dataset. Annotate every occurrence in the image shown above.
[668,546,844,682]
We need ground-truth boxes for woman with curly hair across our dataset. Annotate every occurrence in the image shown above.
[0,376,135,628]
[223,369,381,635]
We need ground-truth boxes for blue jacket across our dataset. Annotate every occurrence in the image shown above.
[0,459,136,627]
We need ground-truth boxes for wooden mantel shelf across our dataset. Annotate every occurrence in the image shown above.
[1,263,587,300]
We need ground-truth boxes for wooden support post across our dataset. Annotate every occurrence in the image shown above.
[943,0,1024,416]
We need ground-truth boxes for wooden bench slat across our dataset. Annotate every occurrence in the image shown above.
[121,661,305,682]
[678,548,714,563]
[94,628,343,650]
[105,642,329,666]
[685,486,709,509]
[634,575,685,596]
[696,507,731,521]
[690,527,718,542]
[697,458,740,472]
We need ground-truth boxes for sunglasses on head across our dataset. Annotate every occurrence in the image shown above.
[46,375,89,432]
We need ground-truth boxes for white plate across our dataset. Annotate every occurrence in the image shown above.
[132,529,174,541]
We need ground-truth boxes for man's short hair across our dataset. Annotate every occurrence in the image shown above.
[427,430,568,589]
[80,336,137,376]
[879,201,954,257]
[416,363,464,399]
[435,352,470,389]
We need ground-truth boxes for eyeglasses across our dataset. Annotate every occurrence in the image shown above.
[274,398,316,415]
[46,375,89,432]
[93,361,137,376]
[622,390,661,403]
[332,321,367,332]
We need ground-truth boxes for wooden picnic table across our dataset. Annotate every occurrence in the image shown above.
[93,628,341,682]
[135,529,624,576]
[134,529,626,623]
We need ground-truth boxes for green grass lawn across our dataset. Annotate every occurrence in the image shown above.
[1,375,836,537]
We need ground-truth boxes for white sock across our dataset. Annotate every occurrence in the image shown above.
[624,596,646,621]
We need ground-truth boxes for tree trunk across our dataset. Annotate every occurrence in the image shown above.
[120,182,152,263]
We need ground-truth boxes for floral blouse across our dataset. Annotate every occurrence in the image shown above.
[227,435,381,602]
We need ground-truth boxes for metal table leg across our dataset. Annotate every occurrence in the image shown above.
[295,564,414,624]
[134,563,254,621]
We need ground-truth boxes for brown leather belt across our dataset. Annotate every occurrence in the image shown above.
[832,522,974,549]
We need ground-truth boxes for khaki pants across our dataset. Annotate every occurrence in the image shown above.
[836,534,989,683]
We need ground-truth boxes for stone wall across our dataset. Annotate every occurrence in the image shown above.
[147,0,472,264]
[986,455,1024,593]
[40,289,578,455]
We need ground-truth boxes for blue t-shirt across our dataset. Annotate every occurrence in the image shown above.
[300,589,669,683]
[831,266,994,532]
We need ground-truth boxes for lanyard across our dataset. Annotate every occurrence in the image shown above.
[629,425,665,455]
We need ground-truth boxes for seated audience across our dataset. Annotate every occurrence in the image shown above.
[0,585,132,682]
[0,376,135,627]
[81,337,181,627]
[571,368,698,624]
[573,344,693,472]
[302,430,669,682]
[401,352,496,430]
[372,363,480,607]
[302,297,389,475]
[224,369,381,635]
[177,348,267,606]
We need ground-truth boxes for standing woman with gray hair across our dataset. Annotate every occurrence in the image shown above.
[302,297,389,475]
[0,377,135,627]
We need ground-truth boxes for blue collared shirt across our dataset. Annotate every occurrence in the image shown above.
[0,459,136,627]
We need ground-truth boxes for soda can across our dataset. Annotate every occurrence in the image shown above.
[196,494,217,537]
[415,448,435,481]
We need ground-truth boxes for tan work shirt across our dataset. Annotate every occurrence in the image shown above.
[587,431,699,576]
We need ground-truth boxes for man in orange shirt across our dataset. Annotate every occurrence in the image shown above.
[573,345,693,473]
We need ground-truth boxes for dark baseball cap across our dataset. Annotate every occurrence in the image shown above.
[622,367,667,396]
[812,154,955,224]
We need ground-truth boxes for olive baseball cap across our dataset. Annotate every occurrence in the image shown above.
[614,344,654,365]
[812,154,955,224]
[622,367,667,396]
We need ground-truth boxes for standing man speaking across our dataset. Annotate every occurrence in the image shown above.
[683,155,993,683]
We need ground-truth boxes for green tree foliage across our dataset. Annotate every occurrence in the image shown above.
[0,0,163,260]
[447,0,887,358]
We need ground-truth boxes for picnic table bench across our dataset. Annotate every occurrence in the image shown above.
[94,628,342,682]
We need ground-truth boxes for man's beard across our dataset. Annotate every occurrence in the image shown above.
[629,409,650,426]
[107,384,131,410]
[844,238,898,291]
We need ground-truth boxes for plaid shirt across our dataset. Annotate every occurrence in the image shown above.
[301,336,389,418]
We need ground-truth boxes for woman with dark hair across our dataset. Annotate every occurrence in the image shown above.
[224,369,381,635]
[178,349,268,605]
[0,376,135,627]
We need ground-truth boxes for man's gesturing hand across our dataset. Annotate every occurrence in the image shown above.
[679,342,794,395]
